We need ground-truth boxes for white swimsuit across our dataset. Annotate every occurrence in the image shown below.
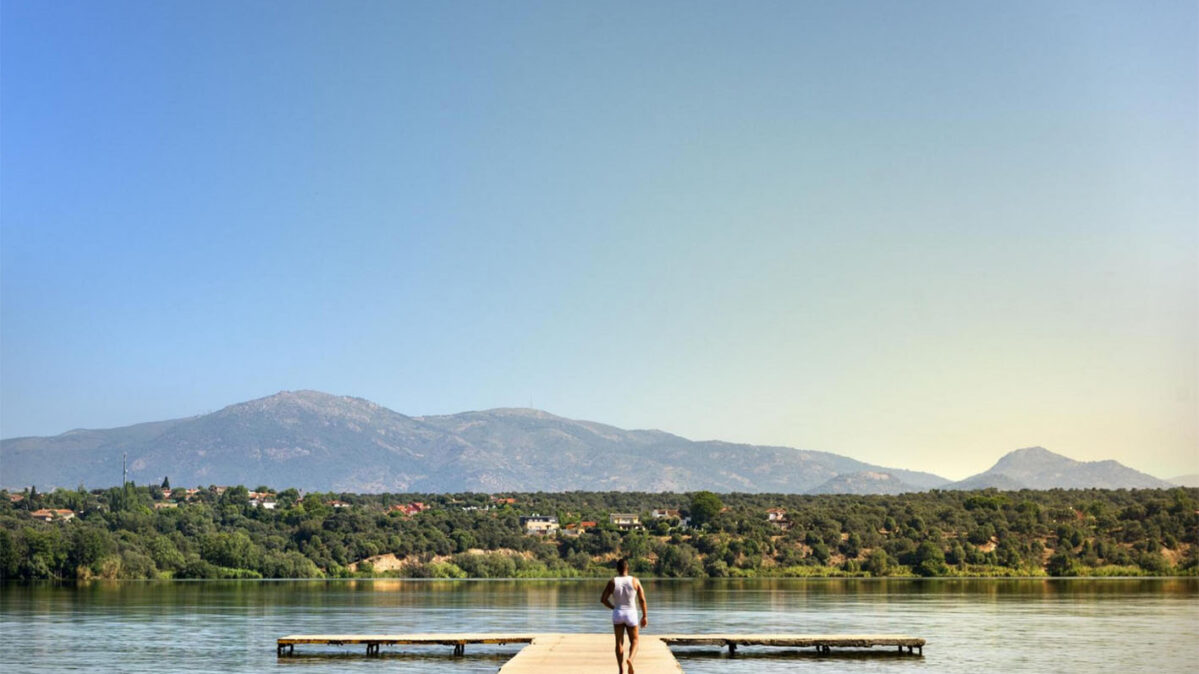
[610,575,639,627]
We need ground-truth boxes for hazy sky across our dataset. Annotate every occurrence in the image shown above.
[2,1,1195,480]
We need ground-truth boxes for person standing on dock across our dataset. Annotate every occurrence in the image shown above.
[601,558,648,674]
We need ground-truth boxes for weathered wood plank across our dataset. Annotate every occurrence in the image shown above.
[658,633,925,648]
[499,634,682,674]
[277,633,537,646]
[276,632,927,661]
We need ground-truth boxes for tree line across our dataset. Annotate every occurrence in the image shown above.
[1,483,1196,581]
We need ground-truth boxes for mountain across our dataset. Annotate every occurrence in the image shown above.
[1169,474,1199,488]
[0,390,950,493]
[2,393,1177,494]
[946,447,1173,491]
[807,471,916,495]
[944,472,1028,492]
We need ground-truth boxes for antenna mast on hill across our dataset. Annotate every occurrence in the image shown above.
[123,452,127,487]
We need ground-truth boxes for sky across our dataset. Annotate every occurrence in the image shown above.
[1,1,1195,481]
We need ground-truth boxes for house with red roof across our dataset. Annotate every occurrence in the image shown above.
[30,509,75,522]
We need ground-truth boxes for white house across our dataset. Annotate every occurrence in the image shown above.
[609,513,642,530]
[520,514,560,535]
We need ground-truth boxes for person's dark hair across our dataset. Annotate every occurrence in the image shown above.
[616,558,629,574]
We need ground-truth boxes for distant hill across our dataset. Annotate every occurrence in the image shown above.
[945,472,1028,492]
[807,471,917,495]
[1,393,1178,494]
[0,390,949,493]
[946,447,1173,491]
[1170,474,1199,488]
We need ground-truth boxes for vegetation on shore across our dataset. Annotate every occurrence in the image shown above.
[1,483,1196,581]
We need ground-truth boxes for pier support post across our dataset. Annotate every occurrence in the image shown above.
[727,642,736,656]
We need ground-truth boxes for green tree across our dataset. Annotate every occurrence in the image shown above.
[69,526,115,574]
[914,541,948,577]
[1047,551,1079,576]
[0,529,22,578]
[655,543,704,577]
[1137,551,1170,574]
[809,542,831,564]
[689,491,723,528]
[864,549,890,576]
[621,531,650,561]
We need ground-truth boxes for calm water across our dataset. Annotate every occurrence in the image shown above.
[1,578,1196,673]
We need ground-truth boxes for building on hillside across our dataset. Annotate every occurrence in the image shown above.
[249,492,278,509]
[651,509,690,528]
[520,514,560,535]
[766,508,790,529]
[390,502,429,517]
[7,494,24,503]
[609,513,642,530]
[160,489,173,499]
[492,496,517,505]
[561,520,598,537]
[327,500,350,509]
[30,509,75,522]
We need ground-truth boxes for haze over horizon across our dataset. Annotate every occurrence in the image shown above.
[2,1,1196,482]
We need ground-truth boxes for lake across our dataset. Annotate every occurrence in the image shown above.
[1,578,1196,673]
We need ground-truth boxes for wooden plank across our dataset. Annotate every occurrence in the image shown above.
[658,633,924,647]
[276,632,927,660]
[277,633,537,646]
[499,634,682,674]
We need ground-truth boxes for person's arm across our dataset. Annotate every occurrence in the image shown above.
[636,579,648,627]
[600,579,615,609]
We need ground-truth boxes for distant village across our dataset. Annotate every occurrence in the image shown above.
[4,478,1194,580]
[4,479,807,536]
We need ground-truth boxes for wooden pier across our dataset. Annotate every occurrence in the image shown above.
[499,634,682,673]
[276,633,535,657]
[659,633,925,656]
[277,632,925,668]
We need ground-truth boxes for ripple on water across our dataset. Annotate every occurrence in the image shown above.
[0,578,1196,673]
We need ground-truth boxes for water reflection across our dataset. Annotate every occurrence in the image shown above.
[1,578,1196,673]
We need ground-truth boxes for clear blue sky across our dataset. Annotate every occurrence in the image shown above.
[2,1,1195,479]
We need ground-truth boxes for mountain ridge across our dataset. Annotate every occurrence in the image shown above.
[0,390,1174,494]
[946,446,1172,490]
[1169,474,1199,488]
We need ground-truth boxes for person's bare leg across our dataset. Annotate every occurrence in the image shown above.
[613,624,626,674]
[626,625,639,674]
